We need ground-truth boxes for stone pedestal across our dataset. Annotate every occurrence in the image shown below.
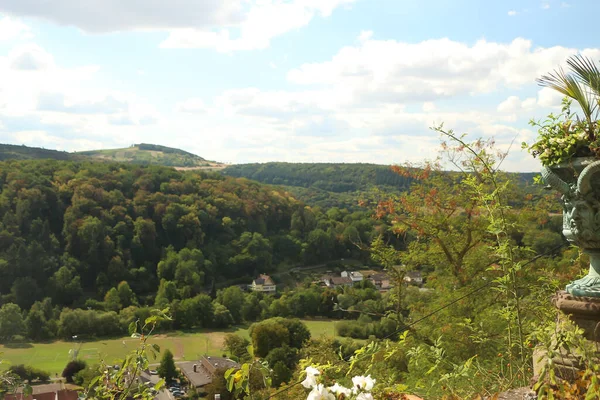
[533,291,600,380]
[553,291,600,341]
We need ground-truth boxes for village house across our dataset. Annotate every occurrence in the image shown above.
[179,356,240,391]
[5,384,79,400]
[249,274,276,293]
[341,271,364,284]
[403,271,423,286]
[368,272,392,292]
[322,275,353,288]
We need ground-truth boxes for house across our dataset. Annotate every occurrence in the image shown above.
[179,356,240,389]
[404,271,423,286]
[249,274,276,293]
[368,273,392,292]
[358,269,380,279]
[5,384,79,400]
[341,271,363,284]
[322,275,353,288]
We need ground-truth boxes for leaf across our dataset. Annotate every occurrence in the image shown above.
[152,343,161,353]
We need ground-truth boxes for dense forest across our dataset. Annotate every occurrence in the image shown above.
[222,162,540,210]
[0,159,388,339]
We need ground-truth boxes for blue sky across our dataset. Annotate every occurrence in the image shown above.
[0,0,597,171]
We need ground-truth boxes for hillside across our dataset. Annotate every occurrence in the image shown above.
[222,162,414,209]
[0,143,82,162]
[75,143,217,168]
[0,142,225,169]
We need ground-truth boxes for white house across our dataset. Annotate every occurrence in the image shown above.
[249,274,276,293]
[341,271,363,284]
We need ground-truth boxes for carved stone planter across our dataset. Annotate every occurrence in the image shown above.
[542,157,600,297]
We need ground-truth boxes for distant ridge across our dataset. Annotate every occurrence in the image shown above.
[0,142,225,169]
[0,143,81,161]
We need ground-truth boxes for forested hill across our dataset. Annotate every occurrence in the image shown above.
[0,143,82,162]
[222,162,413,209]
[0,159,378,312]
[222,163,540,209]
[76,143,214,167]
[0,143,220,168]
[223,163,411,191]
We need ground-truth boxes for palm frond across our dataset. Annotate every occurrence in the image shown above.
[567,54,600,97]
[537,66,595,124]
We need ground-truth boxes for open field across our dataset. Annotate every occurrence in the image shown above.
[0,320,340,375]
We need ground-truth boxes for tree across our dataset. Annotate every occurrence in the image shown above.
[223,334,251,362]
[0,303,25,340]
[212,303,234,328]
[62,360,86,383]
[117,281,136,308]
[218,286,245,324]
[249,319,290,358]
[104,287,122,312]
[158,349,177,384]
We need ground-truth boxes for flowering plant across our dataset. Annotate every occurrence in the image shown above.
[524,54,600,166]
[301,366,376,400]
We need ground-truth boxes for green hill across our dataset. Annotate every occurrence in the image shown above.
[76,143,212,167]
[0,143,82,162]
[222,162,540,209]
[0,142,223,168]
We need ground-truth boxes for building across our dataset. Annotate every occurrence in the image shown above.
[179,356,240,390]
[368,273,392,292]
[341,271,364,284]
[249,274,276,293]
[5,384,79,400]
[322,275,353,288]
[404,271,423,286]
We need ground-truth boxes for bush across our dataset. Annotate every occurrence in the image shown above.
[9,364,50,382]
[62,360,87,383]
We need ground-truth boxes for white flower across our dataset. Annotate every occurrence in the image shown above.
[356,393,374,400]
[328,382,352,397]
[301,366,320,389]
[352,375,375,391]
[307,384,335,400]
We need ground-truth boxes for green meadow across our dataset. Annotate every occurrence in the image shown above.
[0,320,340,375]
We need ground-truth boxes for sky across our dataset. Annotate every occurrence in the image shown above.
[0,0,598,171]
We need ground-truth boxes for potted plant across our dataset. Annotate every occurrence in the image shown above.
[525,54,600,297]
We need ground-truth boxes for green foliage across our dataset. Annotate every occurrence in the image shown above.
[158,349,177,384]
[8,364,50,383]
[0,303,25,341]
[249,318,310,358]
[223,334,251,362]
[62,360,87,383]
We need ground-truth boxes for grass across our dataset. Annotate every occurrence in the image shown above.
[0,320,341,375]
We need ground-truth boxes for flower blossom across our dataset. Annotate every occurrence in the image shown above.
[352,375,375,391]
[356,393,374,400]
[328,382,352,397]
[307,384,335,400]
[302,366,321,389]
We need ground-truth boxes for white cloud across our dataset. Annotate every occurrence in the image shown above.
[0,16,32,41]
[285,35,600,108]
[541,3,550,9]
[0,0,245,33]
[175,98,208,114]
[508,10,518,16]
[160,0,356,52]
[0,0,355,52]
[422,102,436,112]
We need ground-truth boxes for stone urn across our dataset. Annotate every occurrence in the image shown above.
[542,157,600,297]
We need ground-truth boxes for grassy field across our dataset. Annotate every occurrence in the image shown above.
[0,320,340,375]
